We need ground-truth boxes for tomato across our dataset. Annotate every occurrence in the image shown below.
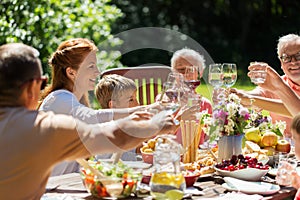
[85,175,95,184]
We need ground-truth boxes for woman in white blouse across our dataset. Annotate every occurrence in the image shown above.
[39,38,158,176]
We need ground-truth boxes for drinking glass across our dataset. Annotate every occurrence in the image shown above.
[276,158,297,186]
[158,82,183,125]
[167,71,184,86]
[222,63,237,88]
[208,64,224,105]
[208,64,223,88]
[249,62,267,84]
[184,66,201,93]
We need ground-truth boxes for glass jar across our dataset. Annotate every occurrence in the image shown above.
[149,135,186,199]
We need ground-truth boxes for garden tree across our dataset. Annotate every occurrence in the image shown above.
[112,0,300,85]
[0,0,124,75]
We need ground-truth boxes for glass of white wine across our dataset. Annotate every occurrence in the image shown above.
[222,63,237,88]
[158,81,183,125]
[208,63,223,105]
[208,63,223,88]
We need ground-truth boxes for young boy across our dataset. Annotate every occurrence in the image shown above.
[95,74,139,109]
[95,74,140,161]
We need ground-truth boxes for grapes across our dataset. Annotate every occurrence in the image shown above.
[237,154,244,160]
[215,154,269,171]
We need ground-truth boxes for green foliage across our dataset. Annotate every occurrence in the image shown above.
[112,0,300,83]
[0,0,124,75]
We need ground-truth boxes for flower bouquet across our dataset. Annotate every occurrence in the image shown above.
[208,93,250,141]
[199,93,251,161]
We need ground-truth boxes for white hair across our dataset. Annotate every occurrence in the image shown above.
[171,48,206,71]
[277,34,300,56]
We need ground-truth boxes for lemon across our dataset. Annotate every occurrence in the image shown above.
[165,189,184,200]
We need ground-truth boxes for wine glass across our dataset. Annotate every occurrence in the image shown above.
[184,66,202,108]
[158,82,183,115]
[184,66,201,93]
[208,63,223,88]
[167,71,184,86]
[222,63,237,88]
[208,63,224,105]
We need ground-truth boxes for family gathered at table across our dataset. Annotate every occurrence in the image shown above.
[1,33,300,200]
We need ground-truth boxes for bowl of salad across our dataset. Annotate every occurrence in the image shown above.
[80,160,142,198]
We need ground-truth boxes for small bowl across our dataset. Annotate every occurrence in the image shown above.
[80,168,140,198]
[141,151,153,164]
[214,167,269,181]
[183,172,201,187]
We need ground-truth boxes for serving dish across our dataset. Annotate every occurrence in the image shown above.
[80,161,141,198]
[214,167,269,181]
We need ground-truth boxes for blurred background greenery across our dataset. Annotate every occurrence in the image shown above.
[1,0,300,87]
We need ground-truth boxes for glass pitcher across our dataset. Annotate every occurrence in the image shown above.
[149,135,186,199]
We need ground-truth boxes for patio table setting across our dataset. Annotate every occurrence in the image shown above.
[42,159,298,200]
[43,66,298,200]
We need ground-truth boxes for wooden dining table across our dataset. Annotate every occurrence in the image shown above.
[42,171,297,200]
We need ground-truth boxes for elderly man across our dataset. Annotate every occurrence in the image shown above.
[235,34,300,138]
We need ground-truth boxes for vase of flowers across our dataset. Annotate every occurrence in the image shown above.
[204,93,250,161]
[217,134,244,162]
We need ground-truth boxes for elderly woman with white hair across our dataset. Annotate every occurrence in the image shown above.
[170,48,213,145]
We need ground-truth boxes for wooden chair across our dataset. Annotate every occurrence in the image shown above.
[100,66,171,105]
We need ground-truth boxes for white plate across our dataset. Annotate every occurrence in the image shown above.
[222,177,280,195]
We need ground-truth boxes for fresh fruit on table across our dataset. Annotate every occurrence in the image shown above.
[261,131,278,147]
[263,146,276,156]
[215,154,269,171]
[258,139,265,148]
[245,127,261,143]
[276,139,291,153]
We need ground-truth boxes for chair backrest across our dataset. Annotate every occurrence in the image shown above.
[100,66,171,105]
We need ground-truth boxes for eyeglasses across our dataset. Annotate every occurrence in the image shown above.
[279,52,300,63]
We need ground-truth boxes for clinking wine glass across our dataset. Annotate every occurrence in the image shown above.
[184,66,202,108]
[208,63,223,89]
[222,63,237,88]
[159,82,183,124]
[184,66,201,94]
[167,71,184,87]
[208,63,224,105]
